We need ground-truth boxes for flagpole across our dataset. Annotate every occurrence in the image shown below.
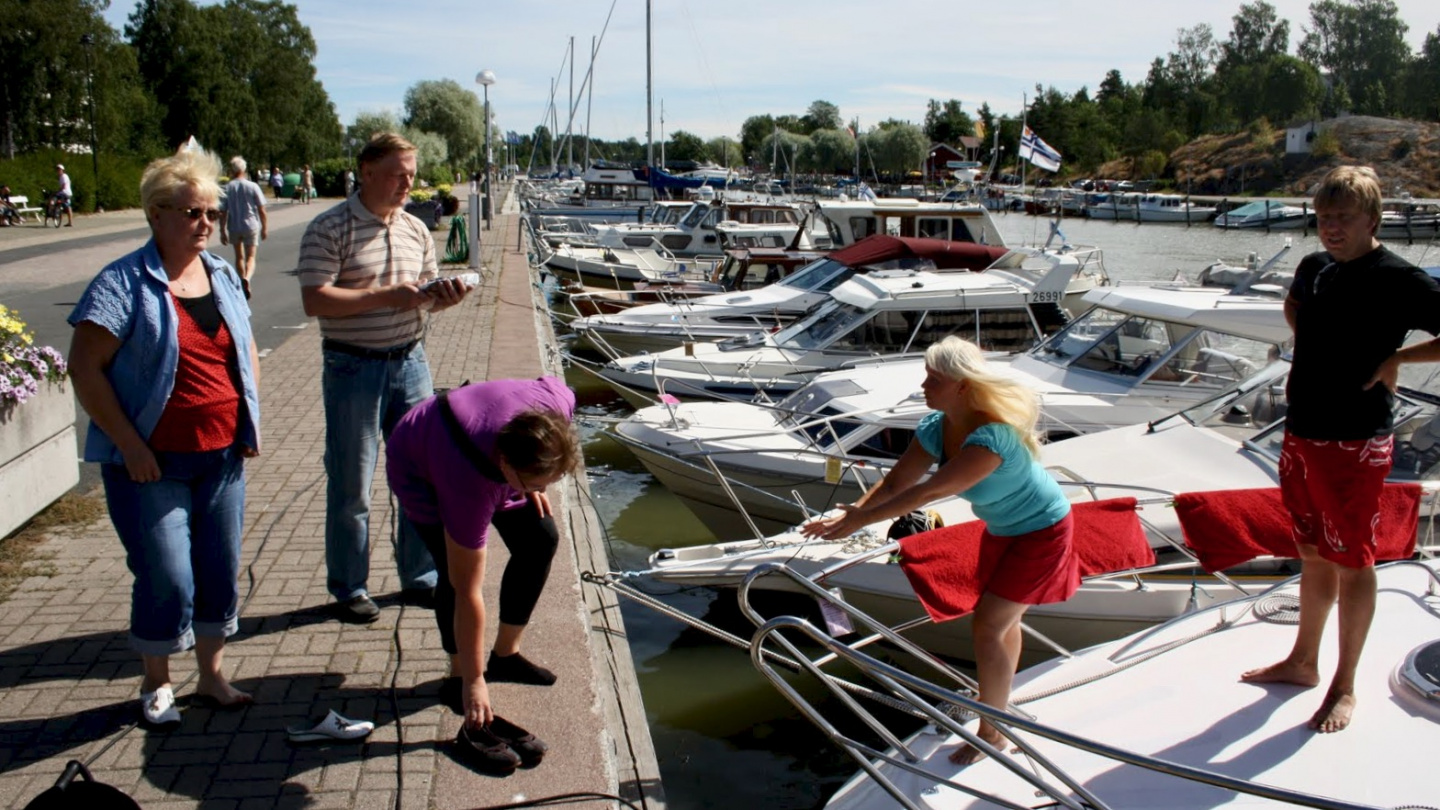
[1019,92,1027,193]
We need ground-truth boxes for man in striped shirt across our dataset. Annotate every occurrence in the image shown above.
[298,132,473,624]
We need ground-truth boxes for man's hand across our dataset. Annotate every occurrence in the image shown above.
[1365,354,1403,394]
[427,277,474,312]
[388,282,431,311]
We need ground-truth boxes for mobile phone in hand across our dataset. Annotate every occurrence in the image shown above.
[421,272,480,292]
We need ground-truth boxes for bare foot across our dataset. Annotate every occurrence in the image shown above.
[196,677,253,707]
[1240,659,1321,688]
[1308,687,1355,733]
[947,731,1006,766]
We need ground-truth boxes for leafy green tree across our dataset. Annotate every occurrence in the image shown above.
[401,127,448,171]
[738,114,775,165]
[531,125,554,167]
[348,112,403,149]
[705,136,742,167]
[760,130,809,177]
[802,100,842,133]
[665,130,707,163]
[1402,25,1440,119]
[864,122,926,178]
[803,128,855,174]
[1299,0,1411,115]
[922,99,975,146]
[403,79,484,166]
[1220,1,1290,69]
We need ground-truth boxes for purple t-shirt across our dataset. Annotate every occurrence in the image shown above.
[386,376,576,549]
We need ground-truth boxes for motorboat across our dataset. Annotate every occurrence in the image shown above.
[576,198,816,257]
[814,557,1440,809]
[561,246,828,319]
[1134,193,1217,223]
[568,236,1012,357]
[635,360,1440,661]
[591,246,1101,404]
[814,199,1008,248]
[1212,200,1310,230]
[1378,203,1440,241]
[542,242,720,289]
[610,282,1291,538]
[1083,193,1139,221]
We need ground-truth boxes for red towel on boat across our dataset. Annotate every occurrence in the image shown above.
[897,498,1155,623]
[1173,485,1421,573]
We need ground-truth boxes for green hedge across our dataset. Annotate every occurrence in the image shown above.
[0,150,149,212]
[311,157,353,197]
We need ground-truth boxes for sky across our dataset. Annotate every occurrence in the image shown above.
[103,0,1440,147]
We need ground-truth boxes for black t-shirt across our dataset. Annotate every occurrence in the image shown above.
[1285,246,1440,439]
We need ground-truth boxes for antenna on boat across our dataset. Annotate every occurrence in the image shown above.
[645,0,654,168]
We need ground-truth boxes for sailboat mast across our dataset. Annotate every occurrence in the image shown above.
[584,36,595,168]
[645,0,654,167]
[567,37,575,169]
[1019,92,1027,191]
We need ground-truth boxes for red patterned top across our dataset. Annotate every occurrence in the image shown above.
[148,293,242,452]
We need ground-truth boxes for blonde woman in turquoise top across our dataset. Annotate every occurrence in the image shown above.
[803,335,1078,764]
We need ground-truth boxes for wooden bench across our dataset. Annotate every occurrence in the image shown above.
[8,195,43,223]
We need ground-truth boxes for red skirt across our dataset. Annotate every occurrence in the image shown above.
[982,513,1080,605]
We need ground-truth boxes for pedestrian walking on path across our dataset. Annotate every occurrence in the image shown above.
[65,148,262,726]
[300,164,313,204]
[297,131,474,624]
[219,155,267,298]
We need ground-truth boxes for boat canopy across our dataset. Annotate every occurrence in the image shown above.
[827,235,1008,272]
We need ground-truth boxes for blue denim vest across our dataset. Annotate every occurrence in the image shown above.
[68,239,260,464]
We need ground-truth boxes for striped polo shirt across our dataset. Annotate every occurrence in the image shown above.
[297,196,438,349]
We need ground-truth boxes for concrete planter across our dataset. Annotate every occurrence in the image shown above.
[0,381,80,538]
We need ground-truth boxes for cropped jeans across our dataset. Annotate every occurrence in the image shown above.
[102,446,245,656]
[322,342,438,601]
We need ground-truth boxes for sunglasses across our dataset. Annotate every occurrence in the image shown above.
[162,205,221,222]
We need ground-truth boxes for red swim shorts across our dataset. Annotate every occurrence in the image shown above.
[982,513,1080,605]
[1279,431,1393,568]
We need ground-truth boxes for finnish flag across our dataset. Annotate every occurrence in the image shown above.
[1019,126,1062,172]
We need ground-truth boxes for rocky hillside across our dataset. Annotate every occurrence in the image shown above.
[1103,116,1440,197]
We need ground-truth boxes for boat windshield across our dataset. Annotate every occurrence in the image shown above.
[773,302,869,350]
[1033,306,1276,389]
[776,258,857,292]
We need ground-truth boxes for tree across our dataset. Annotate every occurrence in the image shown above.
[738,114,775,166]
[1220,1,1290,70]
[922,99,975,145]
[1403,25,1440,120]
[864,122,926,179]
[1299,0,1411,116]
[803,129,855,174]
[705,136,742,167]
[401,127,447,171]
[665,130,707,163]
[403,79,484,167]
[348,112,403,149]
[759,130,809,177]
[802,100,842,133]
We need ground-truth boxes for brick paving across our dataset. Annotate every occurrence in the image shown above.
[0,188,663,809]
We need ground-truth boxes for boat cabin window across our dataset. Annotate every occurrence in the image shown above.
[780,306,1040,356]
[1038,307,1278,386]
[914,216,976,242]
[847,216,879,242]
[681,205,710,229]
[775,303,870,350]
[849,426,914,460]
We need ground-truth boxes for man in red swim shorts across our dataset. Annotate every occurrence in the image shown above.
[1242,165,1440,732]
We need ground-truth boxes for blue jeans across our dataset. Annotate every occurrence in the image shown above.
[322,343,438,601]
[102,446,245,656]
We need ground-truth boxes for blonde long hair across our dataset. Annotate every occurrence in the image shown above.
[924,336,1044,458]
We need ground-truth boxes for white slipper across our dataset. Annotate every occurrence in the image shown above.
[140,686,181,725]
[287,709,374,743]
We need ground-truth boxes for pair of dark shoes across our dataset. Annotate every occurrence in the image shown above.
[454,716,547,774]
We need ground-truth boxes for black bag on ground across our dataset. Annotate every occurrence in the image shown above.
[23,760,142,810]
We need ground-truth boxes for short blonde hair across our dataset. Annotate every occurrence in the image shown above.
[924,336,1044,457]
[141,150,222,222]
[1313,165,1382,226]
[357,132,417,168]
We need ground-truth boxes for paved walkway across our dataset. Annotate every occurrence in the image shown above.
[0,188,663,808]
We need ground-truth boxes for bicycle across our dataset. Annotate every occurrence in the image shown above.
[41,189,66,228]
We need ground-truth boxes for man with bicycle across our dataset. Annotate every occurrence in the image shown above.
[55,164,74,226]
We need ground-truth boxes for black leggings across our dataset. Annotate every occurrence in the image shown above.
[416,506,560,655]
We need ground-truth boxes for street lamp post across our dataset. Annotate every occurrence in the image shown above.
[476,70,496,230]
[79,34,100,212]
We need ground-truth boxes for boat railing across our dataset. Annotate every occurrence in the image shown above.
[742,564,1393,810]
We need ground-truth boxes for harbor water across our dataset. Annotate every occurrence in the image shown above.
[559,215,1440,809]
